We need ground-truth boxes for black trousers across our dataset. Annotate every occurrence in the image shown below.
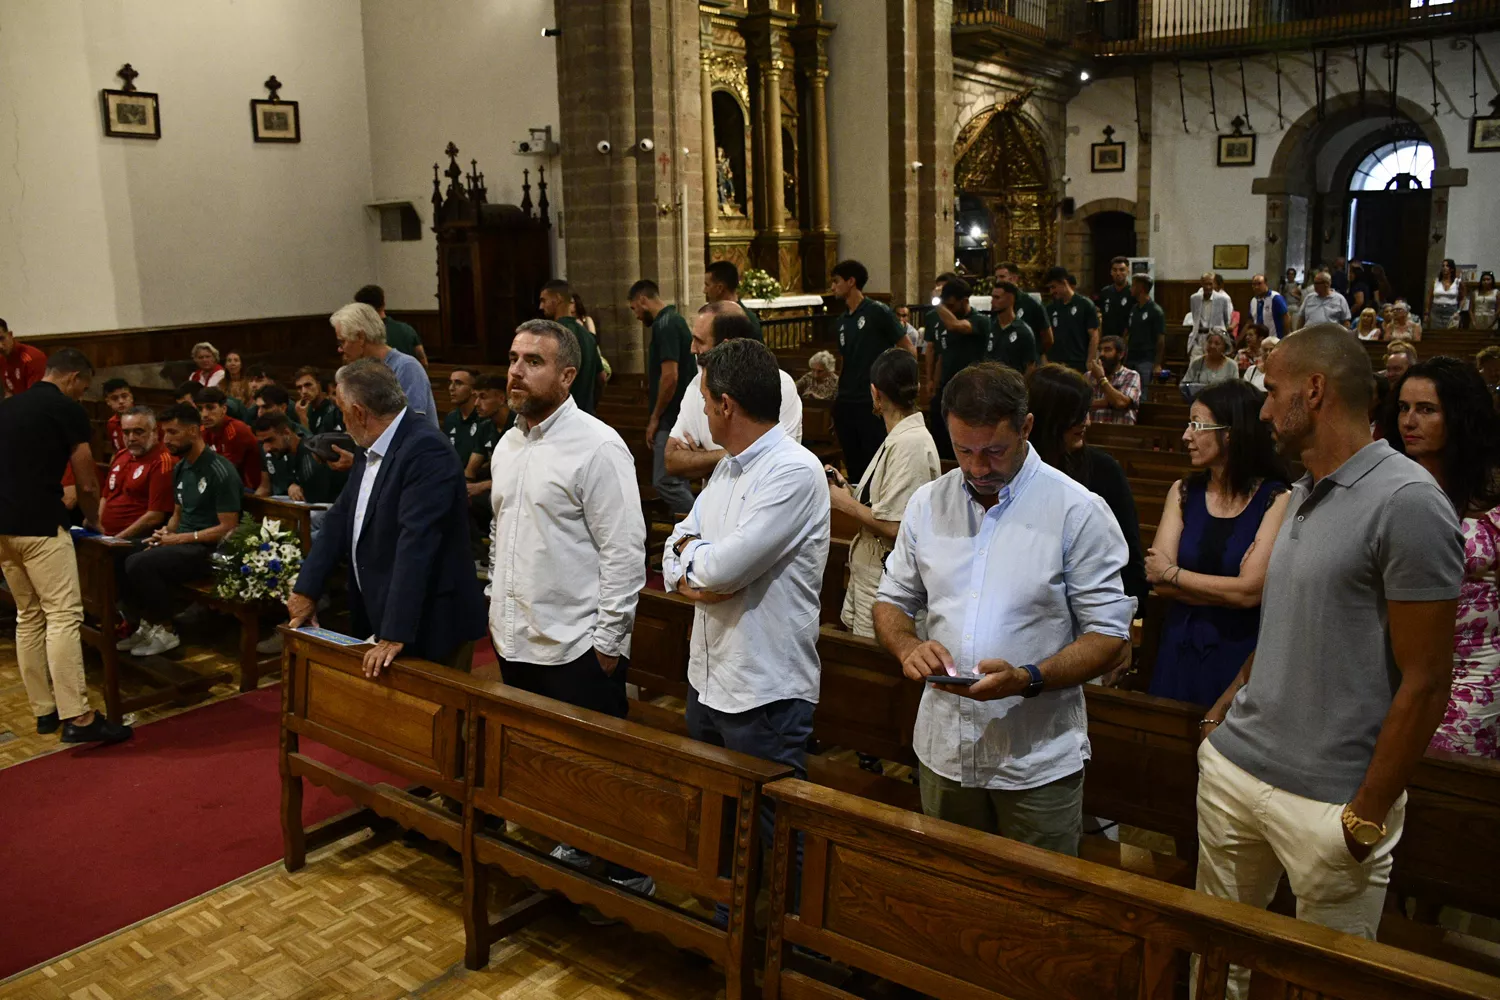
[123,542,215,622]
[832,397,886,484]
[927,391,954,461]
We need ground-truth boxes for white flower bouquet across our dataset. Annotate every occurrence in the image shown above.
[211,517,304,603]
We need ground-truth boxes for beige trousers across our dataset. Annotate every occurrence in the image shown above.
[0,529,92,720]
[1195,739,1404,999]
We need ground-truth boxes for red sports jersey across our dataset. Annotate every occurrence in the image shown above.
[101,445,177,536]
[2,341,47,396]
[202,417,262,489]
[106,413,126,454]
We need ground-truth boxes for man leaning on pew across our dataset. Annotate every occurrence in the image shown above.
[873,362,1134,857]
[662,337,831,903]
[1195,325,1462,999]
[486,319,652,894]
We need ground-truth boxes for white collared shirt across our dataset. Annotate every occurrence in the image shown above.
[668,369,803,452]
[488,396,645,664]
[876,445,1135,790]
[352,408,407,589]
[662,426,830,713]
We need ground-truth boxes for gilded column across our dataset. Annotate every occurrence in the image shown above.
[792,17,836,290]
[809,66,830,230]
[762,55,785,235]
[700,11,719,237]
[743,10,789,278]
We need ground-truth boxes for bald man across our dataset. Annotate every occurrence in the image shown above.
[1194,324,1462,999]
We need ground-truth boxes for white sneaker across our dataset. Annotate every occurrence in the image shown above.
[548,843,593,869]
[132,627,181,657]
[255,632,283,655]
[116,624,153,651]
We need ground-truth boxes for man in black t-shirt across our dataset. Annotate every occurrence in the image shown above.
[1043,265,1100,372]
[1096,256,1133,341]
[630,278,698,514]
[830,259,915,482]
[0,348,130,744]
[926,278,990,460]
[986,282,1039,375]
[995,261,1053,357]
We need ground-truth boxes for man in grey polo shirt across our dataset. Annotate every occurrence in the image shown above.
[1195,324,1461,998]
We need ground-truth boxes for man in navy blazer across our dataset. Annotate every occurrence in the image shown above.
[286,358,485,675]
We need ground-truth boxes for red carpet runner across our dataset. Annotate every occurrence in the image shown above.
[0,686,398,978]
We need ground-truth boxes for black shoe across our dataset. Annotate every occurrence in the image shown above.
[36,711,60,735]
[61,715,133,744]
[856,753,884,775]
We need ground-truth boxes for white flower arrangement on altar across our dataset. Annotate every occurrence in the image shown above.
[211,517,304,603]
[739,267,784,303]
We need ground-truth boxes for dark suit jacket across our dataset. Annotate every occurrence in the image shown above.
[294,411,486,662]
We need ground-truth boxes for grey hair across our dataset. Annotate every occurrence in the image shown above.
[1205,329,1232,352]
[335,358,407,417]
[331,303,387,346]
[123,404,157,428]
[698,299,745,317]
[809,350,836,372]
[1313,270,1332,283]
[514,318,581,373]
[191,341,220,362]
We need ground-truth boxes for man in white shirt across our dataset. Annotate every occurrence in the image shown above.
[873,362,1135,856]
[1297,270,1352,330]
[487,319,650,892]
[1188,271,1234,361]
[663,301,801,481]
[662,338,830,869]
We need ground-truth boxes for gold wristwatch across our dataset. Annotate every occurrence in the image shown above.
[1340,804,1386,847]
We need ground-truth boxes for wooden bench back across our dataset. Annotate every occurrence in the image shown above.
[763,778,1500,1000]
[243,493,317,552]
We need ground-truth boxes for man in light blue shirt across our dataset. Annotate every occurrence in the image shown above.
[330,302,439,426]
[663,338,829,865]
[874,362,1134,856]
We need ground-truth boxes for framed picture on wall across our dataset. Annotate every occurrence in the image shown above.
[1471,114,1500,152]
[101,89,160,139]
[1217,132,1256,167]
[1091,141,1126,173]
[1213,244,1250,271]
[251,100,300,143]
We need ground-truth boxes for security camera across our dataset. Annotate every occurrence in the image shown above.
[596,140,612,155]
[638,138,655,153]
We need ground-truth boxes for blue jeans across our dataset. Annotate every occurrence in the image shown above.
[652,427,695,515]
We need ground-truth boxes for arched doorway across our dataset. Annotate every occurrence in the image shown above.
[1256,94,1466,294]
[1088,211,1137,293]
[1346,137,1434,306]
[954,107,1055,283]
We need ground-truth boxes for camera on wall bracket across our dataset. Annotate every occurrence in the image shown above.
[512,126,558,156]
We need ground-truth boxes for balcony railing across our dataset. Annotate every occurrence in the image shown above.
[958,0,1499,57]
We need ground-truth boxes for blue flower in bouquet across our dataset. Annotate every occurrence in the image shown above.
[260,542,271,552]
[268,559,282,573]
[241,564,252,576]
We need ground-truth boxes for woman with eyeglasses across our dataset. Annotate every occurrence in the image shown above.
[1384,357,1500,757]
[1144,380,1290,706]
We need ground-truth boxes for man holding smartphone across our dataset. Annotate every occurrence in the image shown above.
[872,363,1134,855]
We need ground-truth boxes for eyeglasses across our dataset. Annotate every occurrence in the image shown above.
[1186,421,1228,433]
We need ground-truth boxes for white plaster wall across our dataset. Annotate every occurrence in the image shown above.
[1066,75,1138,209]
[1060,40,1500,280]
[0,0,376,336]
[360,0,563,312]
[826,0,892,292]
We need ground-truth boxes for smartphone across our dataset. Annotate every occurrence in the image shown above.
[924,674,978,687]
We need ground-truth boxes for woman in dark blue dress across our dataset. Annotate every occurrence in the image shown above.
[1144,380,1290,706]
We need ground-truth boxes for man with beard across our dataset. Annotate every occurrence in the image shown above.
[293,367,344,436]
[1096,256,1133,343]
[539,280,603,414]
[100,406,176,539]
[121,404,243,658]
[927,277,990,461]
[287,360,484,675]
[486,319,650,892]
[1087,335,1141,425]
[1192,324,1462,999]
[872,362,1133,853]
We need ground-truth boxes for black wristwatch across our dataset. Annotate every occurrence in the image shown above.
[1020,663,1045,698]
[673,534,700,557]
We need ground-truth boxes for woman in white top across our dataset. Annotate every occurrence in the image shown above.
[1427,258,1464,330]
[1352,308,1382,341]
[187,341,226,387]
[1242,336,1278,391]
[1468,271,1497,332]
[827,347,939,639]
[1180,330,1238,400]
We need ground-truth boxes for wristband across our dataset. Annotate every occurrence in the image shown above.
[1020,663,1045,698]
[1199,717,1222,728]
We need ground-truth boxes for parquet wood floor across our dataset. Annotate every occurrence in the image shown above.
[0,830,724,1000]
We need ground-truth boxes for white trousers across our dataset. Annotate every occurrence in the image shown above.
[1194,740,1404,999]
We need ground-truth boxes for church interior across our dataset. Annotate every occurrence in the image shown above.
[3,1,1500,998]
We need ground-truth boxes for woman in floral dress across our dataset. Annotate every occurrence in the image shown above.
[1385,357,1500,756]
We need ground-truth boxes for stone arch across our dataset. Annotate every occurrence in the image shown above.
[954,104,1056,283]
[1061,197,1138,286]
[1254,93,1466,284]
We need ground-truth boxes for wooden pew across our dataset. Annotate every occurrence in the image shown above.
[278,628,792,998]
[243,493,318,552]
[73,533,229,722]
[761,778,1500,1000]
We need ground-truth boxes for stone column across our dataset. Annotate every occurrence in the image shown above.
[886,0,920,305]
[793,18,837,290]
[701,12,719,237]
[915,0,953,289]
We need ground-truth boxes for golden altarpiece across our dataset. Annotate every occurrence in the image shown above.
[700,0,837,293]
